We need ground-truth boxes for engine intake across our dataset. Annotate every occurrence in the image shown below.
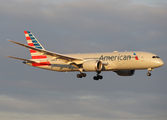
[83,60,103,72]
[115,70,135,76]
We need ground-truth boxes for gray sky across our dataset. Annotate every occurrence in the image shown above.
[0,0,167,120]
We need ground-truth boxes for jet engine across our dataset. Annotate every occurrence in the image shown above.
[83,60,103,72]
[115,70,135,76]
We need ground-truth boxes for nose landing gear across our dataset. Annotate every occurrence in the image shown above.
[147,68,154,76]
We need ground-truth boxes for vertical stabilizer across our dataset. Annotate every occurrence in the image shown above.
[24,31,50,66]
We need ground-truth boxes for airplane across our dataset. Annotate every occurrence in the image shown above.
[6,31,164,80]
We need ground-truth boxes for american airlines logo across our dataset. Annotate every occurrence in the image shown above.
[99,53,139,61]
[133,53,139,60]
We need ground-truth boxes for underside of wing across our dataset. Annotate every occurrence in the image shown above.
[7,40,84,65]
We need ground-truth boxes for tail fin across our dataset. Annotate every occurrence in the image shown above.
[24,31,48,61]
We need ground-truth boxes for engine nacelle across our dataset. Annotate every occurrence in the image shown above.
[83,60,103,72]
[115,70,135,76]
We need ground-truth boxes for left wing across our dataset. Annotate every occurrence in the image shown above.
[8,40,84,65]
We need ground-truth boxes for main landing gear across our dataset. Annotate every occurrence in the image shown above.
[77,68,87,78]
[93,75,103,80]
[77,73,87,78]
[147,68,154,76]
[93,72,103,81]
[76,71,103,80]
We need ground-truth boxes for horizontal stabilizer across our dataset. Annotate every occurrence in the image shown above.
[6,56,36,63]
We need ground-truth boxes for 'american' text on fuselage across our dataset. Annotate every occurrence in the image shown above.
[99,55,132,61]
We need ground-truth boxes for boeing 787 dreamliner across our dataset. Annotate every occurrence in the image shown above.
[7,31,164,80]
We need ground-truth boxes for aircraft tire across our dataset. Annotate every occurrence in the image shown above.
[83,73,86,77]
[93,76,99,80]
[99,75,103,79]
[81,73,86,77]
[147,73,151,76]
[77,74,82,78]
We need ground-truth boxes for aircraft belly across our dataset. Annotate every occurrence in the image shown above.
[114,61,137,70]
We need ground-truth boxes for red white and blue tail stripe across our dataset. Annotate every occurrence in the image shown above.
[24,31,51,66]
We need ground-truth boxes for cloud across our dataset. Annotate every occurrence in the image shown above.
[1,0,167,53]
[0,112,85,120]
[0,92,167,120]
[0,95,42,113]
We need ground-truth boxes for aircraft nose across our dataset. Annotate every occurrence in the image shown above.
[155,59,164,67]
[160,59,164,66]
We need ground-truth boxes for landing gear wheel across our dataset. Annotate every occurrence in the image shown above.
[147,72,151,76]
[81,73,86,77]
[77,74,82,78]
[93,76,99,80]
[77,73,87,78]
[99,75,103,80]
[93,75,103,80]
[93,71,103,80]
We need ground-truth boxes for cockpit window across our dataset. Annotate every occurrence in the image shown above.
[152,56,160,58]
